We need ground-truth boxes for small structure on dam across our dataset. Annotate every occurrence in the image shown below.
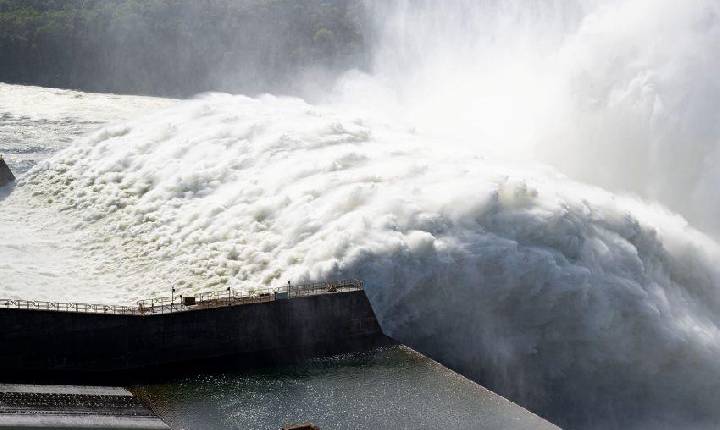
[0,280,391,380]
[0,156,15,187]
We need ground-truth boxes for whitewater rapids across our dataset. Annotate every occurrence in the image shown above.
[0,83,174,302]
[15,92,720,428]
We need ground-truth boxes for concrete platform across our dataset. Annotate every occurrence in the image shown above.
[0,384,168,429]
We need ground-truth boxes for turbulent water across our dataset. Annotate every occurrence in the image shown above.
[0,83,174,302]
[4,1,720,429]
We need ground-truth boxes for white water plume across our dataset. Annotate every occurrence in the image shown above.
[20,92,720,428]
[345,0,720,237]
[12,0,720,428]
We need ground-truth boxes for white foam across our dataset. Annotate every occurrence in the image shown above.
[0,82,172,122]
[0,84,176,302]
[16,92,720,427]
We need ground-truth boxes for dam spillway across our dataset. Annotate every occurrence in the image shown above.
[0,280,391,380]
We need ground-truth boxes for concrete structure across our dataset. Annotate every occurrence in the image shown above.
[0,384,168,429]
[0,285,391,380]
[0,156,14,187]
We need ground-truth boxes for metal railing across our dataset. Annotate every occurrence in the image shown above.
[0,279,364,316]
[0,300,138,315]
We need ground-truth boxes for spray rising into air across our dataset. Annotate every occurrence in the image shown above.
[350,0,720,237]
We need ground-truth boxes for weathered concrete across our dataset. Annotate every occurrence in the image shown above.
[0,291,391,381]
[0,157,14,187]
[0,384,168,429]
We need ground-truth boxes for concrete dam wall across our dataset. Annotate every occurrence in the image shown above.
[0,289,391,380]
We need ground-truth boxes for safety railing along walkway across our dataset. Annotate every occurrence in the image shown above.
[0,279,364,316]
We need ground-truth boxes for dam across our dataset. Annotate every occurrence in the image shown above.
[0,280,560,429]
[0,280,391,380]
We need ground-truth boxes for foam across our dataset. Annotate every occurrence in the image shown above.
[20,92,720,427]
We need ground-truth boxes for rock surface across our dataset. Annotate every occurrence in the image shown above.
[0,157,15,187]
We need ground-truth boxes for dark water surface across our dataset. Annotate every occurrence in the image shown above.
[134,346,558,430]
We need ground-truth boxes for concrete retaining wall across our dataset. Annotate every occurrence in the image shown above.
[0,291,390,380]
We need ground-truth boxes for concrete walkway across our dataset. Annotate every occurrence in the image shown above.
[0,384,168,429]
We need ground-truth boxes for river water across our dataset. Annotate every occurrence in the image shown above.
[135,346,556,429]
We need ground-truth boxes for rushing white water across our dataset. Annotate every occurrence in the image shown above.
[17,92,720,428]
[0,83,174,174]
[0,84,174,302]
[4,1,720,428]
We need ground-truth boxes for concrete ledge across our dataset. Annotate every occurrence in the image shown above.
[0,414,168,430]
[0,385,131,397]
[0,384,168,430]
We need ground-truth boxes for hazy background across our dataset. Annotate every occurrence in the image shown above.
[0,0,367,97]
